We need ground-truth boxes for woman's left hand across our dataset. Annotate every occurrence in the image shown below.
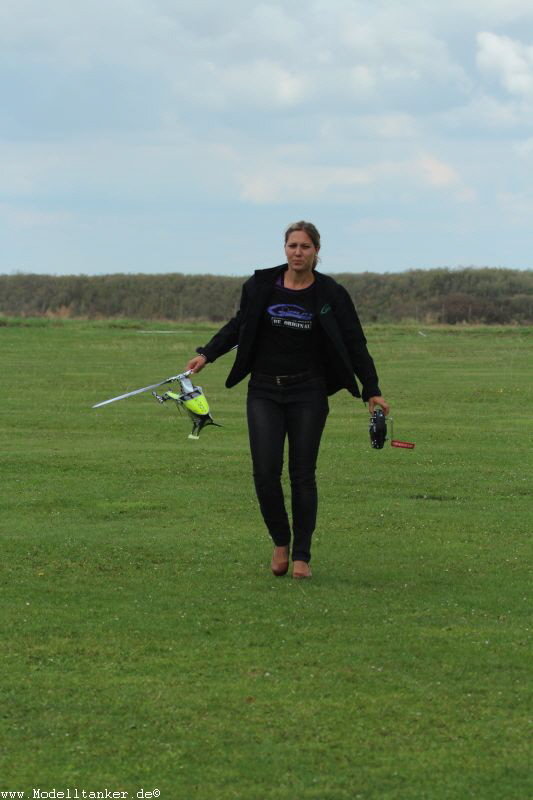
[368,395,390,415]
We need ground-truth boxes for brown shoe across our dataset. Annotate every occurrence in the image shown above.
[271,546,289,576]
[292,560,312,579]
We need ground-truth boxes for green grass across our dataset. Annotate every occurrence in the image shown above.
[1,319,532,799]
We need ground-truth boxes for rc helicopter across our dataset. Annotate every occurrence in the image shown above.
[92,370,220,439]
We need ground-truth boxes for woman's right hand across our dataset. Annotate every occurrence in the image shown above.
[186,354,207,374]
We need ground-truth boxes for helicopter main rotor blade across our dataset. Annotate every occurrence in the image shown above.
[92,371,192,408]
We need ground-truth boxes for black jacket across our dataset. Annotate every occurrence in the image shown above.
[197,264,381,400]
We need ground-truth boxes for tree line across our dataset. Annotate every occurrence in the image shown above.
[1,268,532,324]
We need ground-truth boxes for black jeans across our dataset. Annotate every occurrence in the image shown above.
[246,376,329,563]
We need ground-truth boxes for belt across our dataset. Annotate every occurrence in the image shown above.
[251,370,317,387]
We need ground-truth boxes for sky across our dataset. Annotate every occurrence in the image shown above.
[1,0,533,276]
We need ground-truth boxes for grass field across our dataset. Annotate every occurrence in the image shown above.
[1,318,531,800]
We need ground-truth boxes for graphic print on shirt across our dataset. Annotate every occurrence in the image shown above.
[267,303,314,331]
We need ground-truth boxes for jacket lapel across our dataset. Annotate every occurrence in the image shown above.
[234,264,286,369]
[314,274,354,374]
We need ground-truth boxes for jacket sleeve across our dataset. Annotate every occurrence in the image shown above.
[196,282,248,363]
[336,286,381,401]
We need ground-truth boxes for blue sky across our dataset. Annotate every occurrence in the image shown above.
[1,0,533,276]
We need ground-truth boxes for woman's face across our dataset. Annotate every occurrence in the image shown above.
[284,230,319,273]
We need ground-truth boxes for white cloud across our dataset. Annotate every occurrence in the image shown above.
[349,65,376,95]
[0,0,532,274]
[371,114,420,139]
[0,143,70,194]
[417,155,461,188]
[1,203,74,229]
[239,154,474,204]
[515,136,533,156]
[451,0,533,23]
[416,155,476,201]
[351,216,405,233]
[477,32,533,96]
[239,164,373,204]
[498,188,533,226]
[436,94,522,131]
[206,60,307,109]
[0,1,473,113]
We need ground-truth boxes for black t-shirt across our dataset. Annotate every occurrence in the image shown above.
[251,275,326,375]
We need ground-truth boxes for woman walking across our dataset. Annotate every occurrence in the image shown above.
[186,221,389,578]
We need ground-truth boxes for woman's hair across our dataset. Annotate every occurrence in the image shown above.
[284,220,321,268]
